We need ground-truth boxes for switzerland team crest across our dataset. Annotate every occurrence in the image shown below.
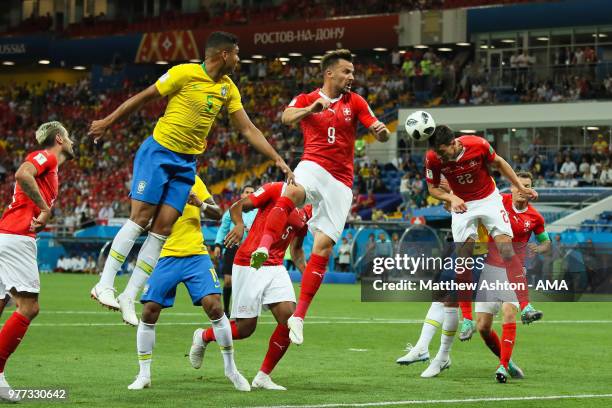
[135,30,200,63]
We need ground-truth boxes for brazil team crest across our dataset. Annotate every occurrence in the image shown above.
[221,86,228,97]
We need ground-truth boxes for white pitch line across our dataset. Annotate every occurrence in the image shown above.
[245,393,612,408]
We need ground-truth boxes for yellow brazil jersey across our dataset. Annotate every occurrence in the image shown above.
[160,176,211,258]
[153,63,243,155]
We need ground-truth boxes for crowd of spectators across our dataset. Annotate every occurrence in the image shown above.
[510,137,612,187]
[2,48,612,228]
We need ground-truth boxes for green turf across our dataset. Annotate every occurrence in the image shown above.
[2,273,611,407]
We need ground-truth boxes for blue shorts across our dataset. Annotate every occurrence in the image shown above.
[130,136,197,214]
[140,254,221,308]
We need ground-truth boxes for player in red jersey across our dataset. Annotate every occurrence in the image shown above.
[0,121,74,401]
[249,49,390,345]
[475,171,551,383]
[425,125,541,346]
[189,182,312,390]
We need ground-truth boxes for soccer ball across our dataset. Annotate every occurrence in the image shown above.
[404,110,436,141]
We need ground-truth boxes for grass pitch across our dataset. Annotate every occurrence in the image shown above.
[2,273,611,407]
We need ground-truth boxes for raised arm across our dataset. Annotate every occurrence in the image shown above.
[88,84,161,142]
[281,97,329,126]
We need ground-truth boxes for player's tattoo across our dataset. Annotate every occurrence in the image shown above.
[18,174,49,211]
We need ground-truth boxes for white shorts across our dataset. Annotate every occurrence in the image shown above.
[294,160,352,243]
[451,189,513,242]
[475,263,519,315]
[231,264,296,319]
[0,233,40,294]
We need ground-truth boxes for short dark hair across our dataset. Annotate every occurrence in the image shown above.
[321,49,352,72]
[205,31,238,55]
[241,184,254,193]
[516,171,534,182]
[428,125,455,148]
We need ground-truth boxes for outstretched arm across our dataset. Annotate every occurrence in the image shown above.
[230,108,295,184]
[491,155,538,200]
[88,84,161,143]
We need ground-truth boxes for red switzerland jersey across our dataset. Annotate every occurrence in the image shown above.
[425,135,497,202]
[234,182,311,267]
[487,194,547,268]
[289,89,378,188]
[0,150,59,238]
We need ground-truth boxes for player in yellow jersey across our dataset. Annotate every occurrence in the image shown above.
[126,175,250,392]
[88,32,294,326]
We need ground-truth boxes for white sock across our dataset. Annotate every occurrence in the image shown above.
[137,321,155,379]
[414,302,444,351]
[122,232,167,300]
[211,315,237,375]
[99,219,144,288]
[435,307,458,362]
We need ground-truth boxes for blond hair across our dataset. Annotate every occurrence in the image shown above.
[35,121,67,146]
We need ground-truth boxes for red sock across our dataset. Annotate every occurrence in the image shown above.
[0,312,31,373]
[503,254,529,309]
[294,254,328,319]
[459,302,473,321]
[260,324,290,375]
[480,329,501,358]
[259,197,296,250]
[202,320,241,343]
[500,322,516,368]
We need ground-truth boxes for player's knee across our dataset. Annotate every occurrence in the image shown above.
[237,321,256,338]
[312,243,333,259]
[201,296,224,320]
[17,300,39,320]
[284,185,305,205]
[141,302,161,324]
[206,304,224,321]
[476,317,491,335]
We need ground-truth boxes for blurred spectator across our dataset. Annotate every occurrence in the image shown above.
[560,156,577,177]
[337,237,351,272]
[599,163,612,186]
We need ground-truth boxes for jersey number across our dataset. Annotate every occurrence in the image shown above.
[500,209,509,224]
[456,174,473,184]
[327,127,335,144]
[281,226,293,240]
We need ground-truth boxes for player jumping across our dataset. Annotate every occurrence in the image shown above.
[425,125,542,345]
[89,31,293,326]
[190,182,311,389]
[476,171,551,383]
[249,49,390,345]
[127,175,251,391]
[0,122,74,401]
